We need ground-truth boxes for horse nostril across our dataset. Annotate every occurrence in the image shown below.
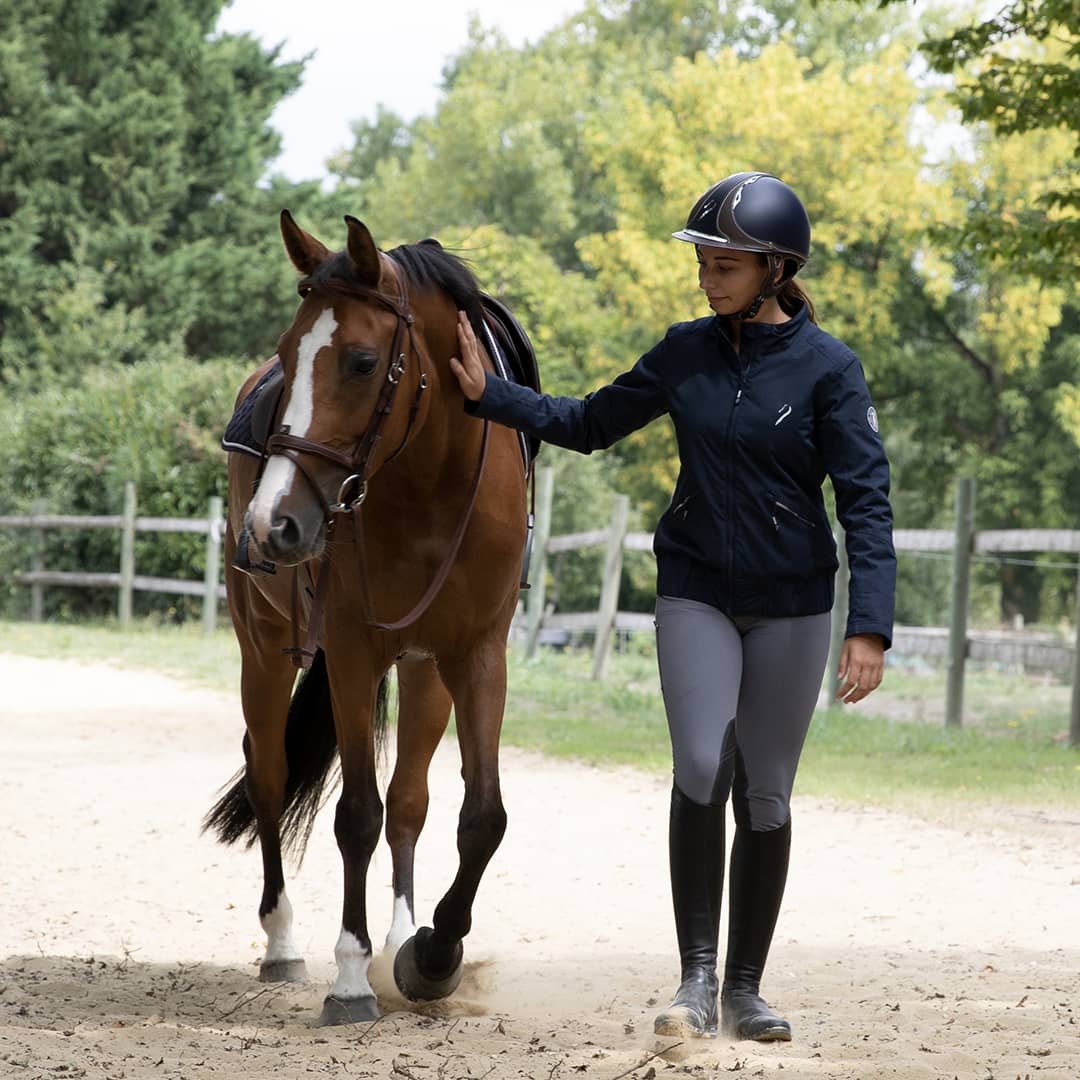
[269,513,301,553]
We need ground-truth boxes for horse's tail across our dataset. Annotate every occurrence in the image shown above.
[202,649,389,863]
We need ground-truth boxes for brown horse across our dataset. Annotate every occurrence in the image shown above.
[204,212,530,1025]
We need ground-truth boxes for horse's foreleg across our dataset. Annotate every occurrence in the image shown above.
[320,654,384,1026]
[240,653,309,983]
[393,638,508,1001]
[384,657,453,957]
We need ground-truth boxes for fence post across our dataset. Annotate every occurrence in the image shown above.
[592,494,630,681]
[30,498,47,622]
[118,481,137,628]
[524,466,554,659]
[202,495,224,636]
[1070,557,1080,749]
[827,525,849,703]
[945,476,976,728]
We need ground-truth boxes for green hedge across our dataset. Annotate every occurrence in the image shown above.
[1,357,250,619]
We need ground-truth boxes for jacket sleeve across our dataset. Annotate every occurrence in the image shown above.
[464,341,669,454]
[818,353,897,649]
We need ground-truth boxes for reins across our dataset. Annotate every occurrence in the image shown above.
[265,264,490,668]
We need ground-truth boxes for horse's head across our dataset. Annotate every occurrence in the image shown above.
[245,211,430,565]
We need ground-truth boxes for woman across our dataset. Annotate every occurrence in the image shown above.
[450,172,896,1042]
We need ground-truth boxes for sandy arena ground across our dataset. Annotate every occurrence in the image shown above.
[2,652,1078,1079]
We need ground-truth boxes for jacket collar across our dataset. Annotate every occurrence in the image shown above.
[713,300,809,353]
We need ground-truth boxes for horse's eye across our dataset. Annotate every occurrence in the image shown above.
[342,347,379,378]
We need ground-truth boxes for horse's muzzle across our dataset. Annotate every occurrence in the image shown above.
[262,510,326,565]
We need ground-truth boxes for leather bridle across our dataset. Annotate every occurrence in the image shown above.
[266,269,427,511]
[263,261,490,667]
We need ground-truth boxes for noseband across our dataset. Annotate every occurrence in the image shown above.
[262,263,490,666]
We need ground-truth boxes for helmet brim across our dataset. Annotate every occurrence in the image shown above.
[671,228,732,247]
[672,228,808,268]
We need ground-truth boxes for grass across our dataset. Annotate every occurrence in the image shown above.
[4,617,1078,813]
[1,616,242,691]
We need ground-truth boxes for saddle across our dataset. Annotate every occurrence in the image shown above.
[220,293,541,472]
[476,294,541,467]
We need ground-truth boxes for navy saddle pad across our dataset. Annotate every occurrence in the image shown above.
[221,362,285,459]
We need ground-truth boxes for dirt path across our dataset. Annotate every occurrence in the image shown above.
[2,653,1078,1079]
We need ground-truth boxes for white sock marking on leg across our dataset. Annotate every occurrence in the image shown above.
[329,929,375,1000]
[384,894,417,956]
[260,890,301,964]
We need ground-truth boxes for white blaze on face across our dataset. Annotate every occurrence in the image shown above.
[248,306,338,543]
[329,928,375,1001]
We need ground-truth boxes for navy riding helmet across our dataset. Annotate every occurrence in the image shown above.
[672,172,811,318]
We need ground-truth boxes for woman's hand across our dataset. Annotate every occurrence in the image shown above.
[449,311,487,402]
[835,633,886,705]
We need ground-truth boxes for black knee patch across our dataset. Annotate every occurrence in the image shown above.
[708,725,739,808]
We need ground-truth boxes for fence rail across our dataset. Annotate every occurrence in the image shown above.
[1,483,225,633]
[516,469,1080,747]
[4,473,1080,744]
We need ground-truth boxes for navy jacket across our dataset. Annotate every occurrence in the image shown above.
[467,302,896,647]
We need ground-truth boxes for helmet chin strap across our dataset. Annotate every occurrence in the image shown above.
[736,255,785,321]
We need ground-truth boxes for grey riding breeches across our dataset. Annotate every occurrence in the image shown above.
[654,595,832,830]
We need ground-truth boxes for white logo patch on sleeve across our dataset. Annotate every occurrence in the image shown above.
[867,406,879,433]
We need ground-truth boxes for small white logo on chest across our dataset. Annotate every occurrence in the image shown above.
[774,404,792,426]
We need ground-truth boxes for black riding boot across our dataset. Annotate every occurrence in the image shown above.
[653,785,725,1038]
[720,819,793,1042]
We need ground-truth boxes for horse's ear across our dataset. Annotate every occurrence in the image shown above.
[280,209,330,275]
[344,215,381,288]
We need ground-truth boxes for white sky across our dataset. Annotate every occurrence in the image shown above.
[215,0,587,183]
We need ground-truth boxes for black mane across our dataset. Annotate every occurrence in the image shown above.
[305,238,485,329]
[386,240,484,318]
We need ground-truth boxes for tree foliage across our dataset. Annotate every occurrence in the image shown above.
[0,0,319,376]
[4,0,1079,624]
[330,0,1080,620]
[1,355,248,618]
[877,0,1079,279]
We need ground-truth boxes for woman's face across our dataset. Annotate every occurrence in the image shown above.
[695,246,769,317]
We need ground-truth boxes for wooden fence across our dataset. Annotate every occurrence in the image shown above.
[3,472,1079,745]
[515,470,1080,746]
[0,482,225,635]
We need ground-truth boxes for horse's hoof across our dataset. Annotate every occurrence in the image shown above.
[259,958,308,983]
[393,927,464,1002]
[318,994,380,1026]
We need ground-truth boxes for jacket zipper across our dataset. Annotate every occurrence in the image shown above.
[772,500,816,530]
[726,351,750,601]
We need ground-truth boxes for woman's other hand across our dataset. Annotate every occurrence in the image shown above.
[835,633,886,705]
[449,311,487,402]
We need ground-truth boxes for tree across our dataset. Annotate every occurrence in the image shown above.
[0,0,318,377]
[331,1,1075,545]
[333,0,914,272]
[876,0,1079,280]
